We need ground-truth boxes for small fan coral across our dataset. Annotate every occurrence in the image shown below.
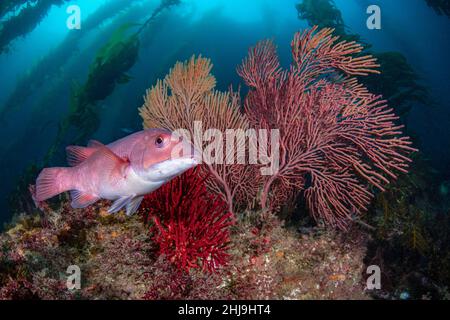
[141,168,234,272]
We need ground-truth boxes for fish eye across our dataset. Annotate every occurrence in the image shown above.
[155,136,164,147]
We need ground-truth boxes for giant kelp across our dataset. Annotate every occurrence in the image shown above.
[43,0,181,163]
[0,0,28,19]
[295,0,361,43]
[2,2,152,220]
[296,0,430,122]
[4,0,180,219]
[43,23,140,163]
[296,0,344,36]
[425,0,450,18]
[2,0,158,158]
[0,0,69,54]
[363,52,429,118]
[0,0,143,122]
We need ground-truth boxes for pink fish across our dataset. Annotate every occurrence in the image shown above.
[35,129,199,215]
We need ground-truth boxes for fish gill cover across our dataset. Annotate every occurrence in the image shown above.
[0,0,449,301]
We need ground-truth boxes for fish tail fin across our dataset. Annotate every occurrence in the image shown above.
[35,167,73,201]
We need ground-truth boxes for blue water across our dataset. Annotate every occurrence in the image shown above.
[0,0,449,224]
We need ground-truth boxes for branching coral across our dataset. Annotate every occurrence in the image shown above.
[141,168,234,273]
[237,26,416,229]
[139,55,260,214]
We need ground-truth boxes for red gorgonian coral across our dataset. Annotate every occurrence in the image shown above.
[141,168,234,272]
[237,26,417,229]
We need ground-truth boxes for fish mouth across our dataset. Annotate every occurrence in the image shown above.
[176,155,200,167]
[173,148,202,164]
[149,156,197,169]
[144,156,198,183]
[146,156,199,177]
[169,153,199,163]
[186,153,201,164]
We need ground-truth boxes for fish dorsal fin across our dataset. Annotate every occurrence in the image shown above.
[66,145,97,166]
[88,139,104,148]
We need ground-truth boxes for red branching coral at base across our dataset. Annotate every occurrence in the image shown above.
[141,168,234,273]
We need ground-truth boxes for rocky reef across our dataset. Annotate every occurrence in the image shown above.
[0,199,369,300]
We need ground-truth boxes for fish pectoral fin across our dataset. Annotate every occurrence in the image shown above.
[66,145,96,166]
[108,195,135,214]
[93,145,130,186]
[70,190,99,208]
[126,196,144,216]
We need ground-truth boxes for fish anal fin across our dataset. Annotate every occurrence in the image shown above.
[70,190,99,208]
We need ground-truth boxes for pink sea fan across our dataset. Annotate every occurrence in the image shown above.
[237,27,417,229]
